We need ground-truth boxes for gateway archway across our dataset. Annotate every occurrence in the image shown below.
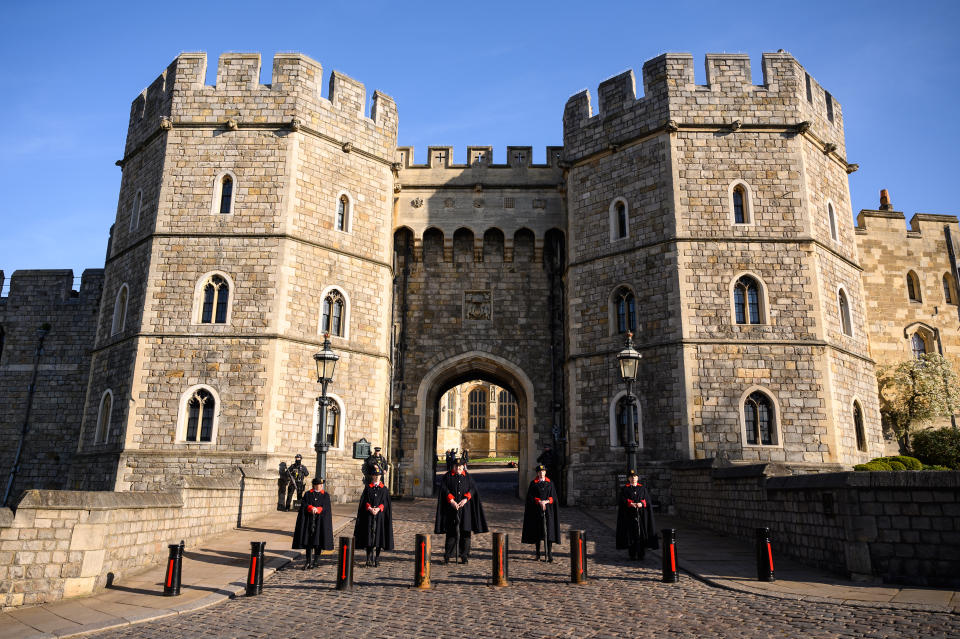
[410,351,536,498]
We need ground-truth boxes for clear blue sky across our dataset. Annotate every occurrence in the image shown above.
[1,1,958,279]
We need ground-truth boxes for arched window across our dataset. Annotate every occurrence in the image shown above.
[468,387,487,430]
[497,389,517,430]
[200,275,230,324]
[744,391,775,446]
[423,228,444,265]
[906,271,922,302]
[321,289,346,337]
[95,390,113,443]
[828,203,838,241]
[184,388,216,442]
[853,401,867,453]
[130,190,142,231]
[943,273,956,305]
[838,289,852,336]
[111,284,128,335]
[609,198,629,240]
[616,396,640,447]
[733,186,746,224]
[335,194,351,232]
[614,287,636,334]
[218,175,233,214]
[729,182,752,224]
[733,276,762,325]
[911,333,927,359]
[446,392,456,428]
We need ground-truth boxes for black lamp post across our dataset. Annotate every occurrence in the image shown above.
[616,331,642,473]
[313,333,339,481]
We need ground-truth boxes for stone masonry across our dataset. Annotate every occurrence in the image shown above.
[0,49,954,511]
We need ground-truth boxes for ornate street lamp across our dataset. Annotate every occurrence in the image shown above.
[313,333,339,481]
[616,331,642,473]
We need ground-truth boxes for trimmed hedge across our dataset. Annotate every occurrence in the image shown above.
[911,427,960,470]
[853,455,924,472]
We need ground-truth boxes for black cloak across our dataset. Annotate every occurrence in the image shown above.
[521,478,560,544]
[353,482,394,550]
[615,483,658,550]
[292,489,333,550]
[434,470,489,534]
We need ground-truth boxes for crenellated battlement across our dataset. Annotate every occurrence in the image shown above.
[856,209,960,238]
[0,269,103,305]
[124,52,398,160]
[395,145,564,170]
[563,51,845,162]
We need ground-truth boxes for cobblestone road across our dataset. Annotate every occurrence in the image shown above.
[89,471,959,639]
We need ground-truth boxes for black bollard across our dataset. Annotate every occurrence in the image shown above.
[414,534,432,589]
[163,541,184,596]
[246,541,266,596]
[335,536,354,590]
[756,527,775,582]
[661,528,678,583]
[491,532,509,587]
[569,530,587,584]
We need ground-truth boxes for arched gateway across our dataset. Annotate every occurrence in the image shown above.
[407,352,536,497]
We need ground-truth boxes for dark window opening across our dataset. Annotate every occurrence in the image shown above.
[745,391,774,445]
[219,176,233,214]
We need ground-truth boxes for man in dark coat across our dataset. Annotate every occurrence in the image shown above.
[521,464,560,561]
[354,467,394,567]
[363,447,388,484]
[292,477,333,569]
[284,454,309,511]
[615,469,658,560]
[434,458,488,564]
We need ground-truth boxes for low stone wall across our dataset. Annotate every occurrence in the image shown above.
[671,462,960,587]
[0,467,275,609]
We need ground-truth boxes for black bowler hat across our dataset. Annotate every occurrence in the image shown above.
[312,477,323,485]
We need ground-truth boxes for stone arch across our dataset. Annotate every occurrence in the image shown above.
[453,227,475,263]
[514,228,535,263]
[411,351,536,497]
[423,227,444,265]
[483,228,505,262]
[393,227,414,268]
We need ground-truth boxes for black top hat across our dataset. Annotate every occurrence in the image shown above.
[627,469,638,477]
[312,477,323,485]
[374,447,381,452]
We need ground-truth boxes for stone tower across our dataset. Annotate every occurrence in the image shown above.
[70,53,398,496]
[562,53,880,504]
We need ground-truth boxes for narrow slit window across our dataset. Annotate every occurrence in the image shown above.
[943,274,955,304]
[907,272,921,302]
[321,289,346,337]
[219,176,233,214]
[130,190,142,231]
[616,202,627,239]
[336,195,348,231]
[825,91,834,122]
[615,287,637,334]
[838,289,852,336]
[853,402,867,453]
[733,186,746,224]
[828,204,838,241]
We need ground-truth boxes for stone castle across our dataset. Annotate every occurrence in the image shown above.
[2,50,958,508]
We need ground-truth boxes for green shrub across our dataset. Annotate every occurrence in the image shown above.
[887,460,907,470]
[888,455,923,470]
[922,464,951,471]
[911,427,960,470]
[856,460,893,471]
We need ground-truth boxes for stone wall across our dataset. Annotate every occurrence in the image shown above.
[672,462,960,587]
[0,269,103,497]
[0,468,275,610]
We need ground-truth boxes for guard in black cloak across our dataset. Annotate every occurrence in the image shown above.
[292,477,333,569]
[284,454,309,511]
[521,464,560,562]
[434,457,488,564]
[354,467,394,567]
[615,469,658,560]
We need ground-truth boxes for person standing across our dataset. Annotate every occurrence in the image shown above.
[363,447,388,484]
[521,464,560,561]
[292,477,333,569]
[434,458,488,564]
[615,470,658,560]
[284,454,309,511]
[354,467,394,567]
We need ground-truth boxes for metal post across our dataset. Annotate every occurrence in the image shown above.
[756,527,775,582]
[661,528,678,583]
[246,541,266,596]
[491,532,509,587]
[414,533,431,589]
[569,530,587,584]
[335,536,354,590]
[163,542,184,596]
[236,465,246,529]
[625,380,638,473]
[315,388,331,481]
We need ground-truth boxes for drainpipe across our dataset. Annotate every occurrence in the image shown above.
[4,323,50,507]
[943,224,959,430]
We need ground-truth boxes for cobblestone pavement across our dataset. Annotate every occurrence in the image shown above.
[86,473,960,639]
